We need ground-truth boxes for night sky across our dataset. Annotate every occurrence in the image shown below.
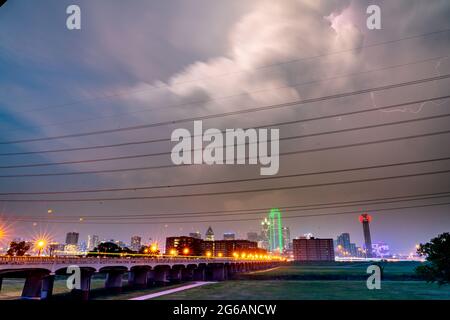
[0,0,449,254]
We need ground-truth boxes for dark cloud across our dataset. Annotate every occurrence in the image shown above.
[0,0,449,253]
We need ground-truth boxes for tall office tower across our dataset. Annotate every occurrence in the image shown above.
[131,236,142,251]
[205,226,215,241]
[260,217,270,250]
[268,208,283,253]
[359,213,373,258]
[87,235,100,251]
[281,226,291,250]
[223,232,235,240]
[65,232,79,245]
[92,235,99,249]
[247,232,259,242]
[336,233,351,256]
[189,232,202,239]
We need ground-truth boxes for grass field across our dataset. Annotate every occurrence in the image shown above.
[156,262,450,300]
[155,280,450,300]
[1,261,447,300]
[236,261,422,280]
[0,274,188,300]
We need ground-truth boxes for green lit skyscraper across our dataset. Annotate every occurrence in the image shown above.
[268,208,283,253]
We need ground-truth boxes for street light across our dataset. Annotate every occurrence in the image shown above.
[182,248,190,255]
[36,240,46,256]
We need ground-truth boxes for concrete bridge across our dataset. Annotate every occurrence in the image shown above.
[0,256,279,300]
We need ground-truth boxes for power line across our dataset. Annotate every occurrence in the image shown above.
[1,73,449,145]
[1,110,449,169]
[1,127,449,178]
[7,201,450,225]
[1,94,448,156]
[1,168,449,202]
[13,28,450,115]
[6,55,447,134]
[12,190,449,219]
[1,156,449,195]
[11,193,450,220]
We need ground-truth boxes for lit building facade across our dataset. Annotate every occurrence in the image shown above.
[247,232,259,242]
[282,226,291,250]
[189,232,202,239]
[372,242,390,258]
[165,237,266,258]
[87,235,99,251]
[131,236,142,251]
[260,218,270,250]
[204,240,263,257]
[165,236,204,256]
[223,232,235,240]
[293,237,335,262]
[205,226,215,241]
[268,208,283,253]
[65,232,79,245]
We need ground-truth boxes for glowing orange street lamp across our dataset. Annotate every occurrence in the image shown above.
[182,248,190,255]
[36,240,46,256]
[150,244,158,252]
[169,249,177,256]
[217,252,223,257]
[206,251,212,258]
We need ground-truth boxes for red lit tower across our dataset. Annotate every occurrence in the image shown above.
[359,213,373,258]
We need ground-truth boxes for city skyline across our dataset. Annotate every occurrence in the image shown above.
[1,211,423,257]
[0,0,449,255]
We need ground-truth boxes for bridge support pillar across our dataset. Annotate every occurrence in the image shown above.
[105,270,124,293]
[41,275,54,300]
[129,268,149,288]
[71,269,94,301]
[181,267,194,281]
[193,267,205,281]
[147,270,155,286]
[22,271,49,299]
[0,277,2,292]
[154,267,169,285]
[209,264,225,281]
[226,265,235,279]
[169,266,183,283]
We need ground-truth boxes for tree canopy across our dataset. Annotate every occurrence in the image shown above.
[6,241,30,256]
[416,232,450,285]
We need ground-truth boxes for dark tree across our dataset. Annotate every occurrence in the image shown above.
[416,232,450,285]
[88,242,121,256]
[6,241,30,256]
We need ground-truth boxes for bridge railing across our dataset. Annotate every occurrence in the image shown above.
[0,255,253,266]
